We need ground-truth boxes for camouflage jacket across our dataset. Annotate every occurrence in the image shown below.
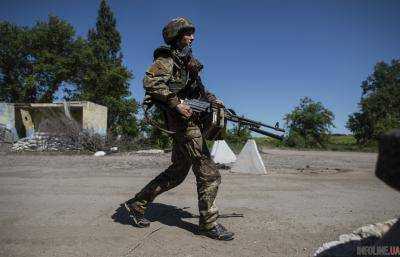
[143,46,217,110]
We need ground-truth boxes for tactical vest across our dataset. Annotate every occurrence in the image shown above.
[153,46,190,96]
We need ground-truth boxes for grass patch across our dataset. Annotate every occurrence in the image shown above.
[209,135,378,153]
[325,135,377,152]
[254,134,378,152]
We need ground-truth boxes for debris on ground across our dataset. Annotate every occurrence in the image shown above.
[94,151,106,157]
[94,147,119,156]
[110,146,118,152]
[135,149,165,154]
[11,132,82,152]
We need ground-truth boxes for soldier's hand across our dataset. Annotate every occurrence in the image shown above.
[176,102,193,118]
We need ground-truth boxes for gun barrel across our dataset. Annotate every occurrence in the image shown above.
[226,115,285,132]
[249,127,284,141]
[238,116,285,132]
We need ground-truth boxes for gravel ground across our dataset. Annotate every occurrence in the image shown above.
[0,148,398,257]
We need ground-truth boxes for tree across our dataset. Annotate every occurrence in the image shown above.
[0,21,31,102]
[225,124,251,145]
[70,0,138,137]
[89,0,121,60]
[347,59,400,144]
[0,16,78,102]
[284,97,335,148]
[29,16,77,102]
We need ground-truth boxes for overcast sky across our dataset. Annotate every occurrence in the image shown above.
[1,0,399,133]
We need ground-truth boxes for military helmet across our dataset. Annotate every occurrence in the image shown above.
[162,17,195,45]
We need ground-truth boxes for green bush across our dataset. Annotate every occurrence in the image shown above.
[347,59,400,144]
[284,97,335,148]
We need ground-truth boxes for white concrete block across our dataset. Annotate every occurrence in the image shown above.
[231,139,266,174]
[211,140,236,164]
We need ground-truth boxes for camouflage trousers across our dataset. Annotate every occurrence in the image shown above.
[127,125,221,230]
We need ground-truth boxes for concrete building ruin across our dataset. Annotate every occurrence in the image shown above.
[0,101,107,142]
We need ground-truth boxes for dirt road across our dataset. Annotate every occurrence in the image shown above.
[0,149,398,257]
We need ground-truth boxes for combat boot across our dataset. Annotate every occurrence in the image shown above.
[123,202,150,228]
[200,224,234,241]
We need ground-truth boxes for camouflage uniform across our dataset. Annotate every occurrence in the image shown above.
[126,46,222,230]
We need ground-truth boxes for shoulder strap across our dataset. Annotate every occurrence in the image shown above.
[153,45,172,60]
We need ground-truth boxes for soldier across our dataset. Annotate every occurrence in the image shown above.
[124,17,234,241]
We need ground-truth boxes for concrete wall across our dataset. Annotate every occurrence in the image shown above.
[0,101,107,140]
[0,103,18,141]
[82,102,107,136]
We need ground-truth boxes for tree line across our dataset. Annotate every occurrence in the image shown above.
[1,1,399,149]
[282,59,399,149]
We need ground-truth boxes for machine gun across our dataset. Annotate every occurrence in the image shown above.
[184,99,285,141]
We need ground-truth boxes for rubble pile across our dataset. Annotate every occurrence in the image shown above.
[314,219,399,257]
[11,133,81,152]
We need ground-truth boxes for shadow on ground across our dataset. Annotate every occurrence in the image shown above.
[111,203,199,235]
